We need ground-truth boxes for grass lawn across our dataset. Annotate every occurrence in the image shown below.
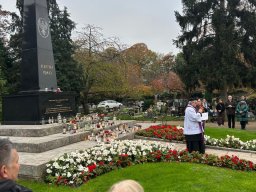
[116,113,184,121]
[19,162,256,192]
[205,127,256,141]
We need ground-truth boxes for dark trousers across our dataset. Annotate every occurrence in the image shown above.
[217,112,225,126]
[240,121,246,130]
[185,134,205,154]
[227,114,235,128]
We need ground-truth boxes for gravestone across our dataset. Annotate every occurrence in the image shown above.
[2,0,76,125]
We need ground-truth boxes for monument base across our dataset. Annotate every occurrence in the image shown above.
[2,92,76,125]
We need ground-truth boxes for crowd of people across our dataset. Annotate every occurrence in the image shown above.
[215,95,249,130]
[183,95,250,154]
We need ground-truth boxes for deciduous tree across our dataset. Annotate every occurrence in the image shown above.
[74,24,124,113]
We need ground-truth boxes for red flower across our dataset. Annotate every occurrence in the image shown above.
[231,156,239,165]
[87,164,97,172]
[249,161,254,169]
[120,154,128,157]
[70,119,76,124]
[57,176,62,183]
[98,161,105,166]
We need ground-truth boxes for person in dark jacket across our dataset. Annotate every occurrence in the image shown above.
[216,98,225,126]
[0,138,32,192]
[225,95,236,128]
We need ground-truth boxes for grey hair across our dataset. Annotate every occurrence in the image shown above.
[0,138,14,167]
[109,180,144,192]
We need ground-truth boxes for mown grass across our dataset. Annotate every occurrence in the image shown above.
[18,162,256,192]
[205,127,256,141]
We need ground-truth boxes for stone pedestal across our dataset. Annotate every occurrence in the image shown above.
[2,92,76,125]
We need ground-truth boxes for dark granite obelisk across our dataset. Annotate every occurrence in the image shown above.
[21,0,57,92]
[2,0,76,124]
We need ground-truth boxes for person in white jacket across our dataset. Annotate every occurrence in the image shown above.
[184,98,205,154]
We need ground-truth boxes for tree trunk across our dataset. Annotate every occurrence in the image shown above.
[220,82,228,100]
[81,92,90,114]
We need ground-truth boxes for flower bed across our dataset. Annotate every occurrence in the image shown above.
[45,140,173,186]
[205,135,256,151]
[45,140,256,187]
[136,125,256,151]
[136,125,184,141]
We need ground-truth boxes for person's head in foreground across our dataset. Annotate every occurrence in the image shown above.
[108,179,144,192]
[0,138,32,192]
[0,138,20,180]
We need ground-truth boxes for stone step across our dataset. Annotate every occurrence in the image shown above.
[6,120,151,180]
[0,123,64,137]
[1,131,91,153]
[0,120,138,137]
[0,121,138,153]
[17,122,153,180]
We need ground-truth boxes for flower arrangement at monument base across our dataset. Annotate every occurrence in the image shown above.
[87,123,142,142]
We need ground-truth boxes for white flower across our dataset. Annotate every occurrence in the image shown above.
[76,158,81,163]
[77,165,84,171]
[52,162,60,169]
[67,172,71,178]
[46,169,52,174]
[69,159,74,163]
[108,156,112,161]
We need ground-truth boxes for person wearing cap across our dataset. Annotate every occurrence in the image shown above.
[184,98,205,154]
[0,138,32,192]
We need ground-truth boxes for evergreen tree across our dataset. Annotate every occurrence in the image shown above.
[48,1,82,93]
[175,0,256,96]
[0,41,7,94]
[2,2,22,93]
[0,5,13,119]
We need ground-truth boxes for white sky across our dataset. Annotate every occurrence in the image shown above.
[0,0,183,55]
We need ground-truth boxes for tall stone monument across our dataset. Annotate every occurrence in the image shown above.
[21,0,57,92]
[2,0,76,124]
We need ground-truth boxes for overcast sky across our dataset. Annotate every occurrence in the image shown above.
[0,0,183,55]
